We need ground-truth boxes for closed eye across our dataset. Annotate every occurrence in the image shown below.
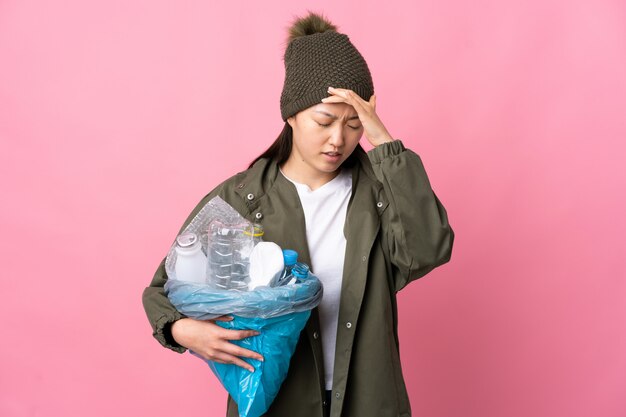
[317,122,361,130]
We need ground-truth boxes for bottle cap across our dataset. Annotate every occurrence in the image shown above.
[282,249,298,266]
[243,223,264,238]
[176,232,198,248]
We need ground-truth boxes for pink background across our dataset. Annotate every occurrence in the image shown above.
[1,1,625,416]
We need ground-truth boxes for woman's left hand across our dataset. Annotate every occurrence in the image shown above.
[322,86,394,147]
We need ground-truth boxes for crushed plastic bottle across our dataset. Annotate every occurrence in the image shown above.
[206,221,263,290]
[288,262,310,285]
[273,249,310,286]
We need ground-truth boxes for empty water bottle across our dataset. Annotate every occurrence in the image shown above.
[290,262,310,284]
[273,249,298,287]
[273,250,310,286]
[206,221,263,290]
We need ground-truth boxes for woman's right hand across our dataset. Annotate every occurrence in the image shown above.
[170,316,264,372]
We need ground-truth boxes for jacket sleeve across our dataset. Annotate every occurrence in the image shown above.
[368,140,455,292]
[141,183,226,353]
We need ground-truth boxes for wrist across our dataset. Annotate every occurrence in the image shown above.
[372,138,394,147]
[170,318,192,345]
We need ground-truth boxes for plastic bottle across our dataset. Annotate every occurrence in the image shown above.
[271,249,297,287]
[206,221,263,290]
[174,232,208,284]
[289,262,310,284]
[273,250,310,286]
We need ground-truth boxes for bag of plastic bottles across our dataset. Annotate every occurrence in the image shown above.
[163,196,323,417]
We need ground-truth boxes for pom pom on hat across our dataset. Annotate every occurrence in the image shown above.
[286,10,338,44]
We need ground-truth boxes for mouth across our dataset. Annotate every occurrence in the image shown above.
[322,151,342,163]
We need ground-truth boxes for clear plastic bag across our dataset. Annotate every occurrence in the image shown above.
[165,276,322,319]
[165,196,253,284]
[163,196,323,417]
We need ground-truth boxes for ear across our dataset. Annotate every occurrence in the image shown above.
[287,115,295,129]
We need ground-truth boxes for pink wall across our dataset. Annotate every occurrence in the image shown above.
[1,1,624,416]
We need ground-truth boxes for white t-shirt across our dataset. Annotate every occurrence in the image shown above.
[279,167,352,391]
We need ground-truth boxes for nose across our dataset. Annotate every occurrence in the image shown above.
[328,126,345,148]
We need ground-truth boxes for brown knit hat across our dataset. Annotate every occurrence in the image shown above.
[279,11,375,121]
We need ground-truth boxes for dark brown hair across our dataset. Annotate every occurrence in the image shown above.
[248,121,363,170]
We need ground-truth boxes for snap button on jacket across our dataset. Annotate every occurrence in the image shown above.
[142,140,455,417]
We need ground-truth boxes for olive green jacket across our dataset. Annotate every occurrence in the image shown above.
[142,140,455,417]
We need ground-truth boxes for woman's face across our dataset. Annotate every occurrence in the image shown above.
[286,102,363,178]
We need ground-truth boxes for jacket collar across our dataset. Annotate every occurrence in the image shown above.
[233,145,384,211]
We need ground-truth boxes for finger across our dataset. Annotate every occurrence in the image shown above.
[220,328,261,341]
[322,92,368,118]
[328,87,367,105]
[213,315,234,322]
[346,92,370,114]
[328,88,370,115]
[328,86,357,96]
[370,94,376,110]
[326,87,356,103]
[321,95,345,103]
[213,352,255,372]
[221,341,264,362]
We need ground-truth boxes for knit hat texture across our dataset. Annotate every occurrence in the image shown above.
[279,11,374,121]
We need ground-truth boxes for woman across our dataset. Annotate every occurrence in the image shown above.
[142,11,455,417]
